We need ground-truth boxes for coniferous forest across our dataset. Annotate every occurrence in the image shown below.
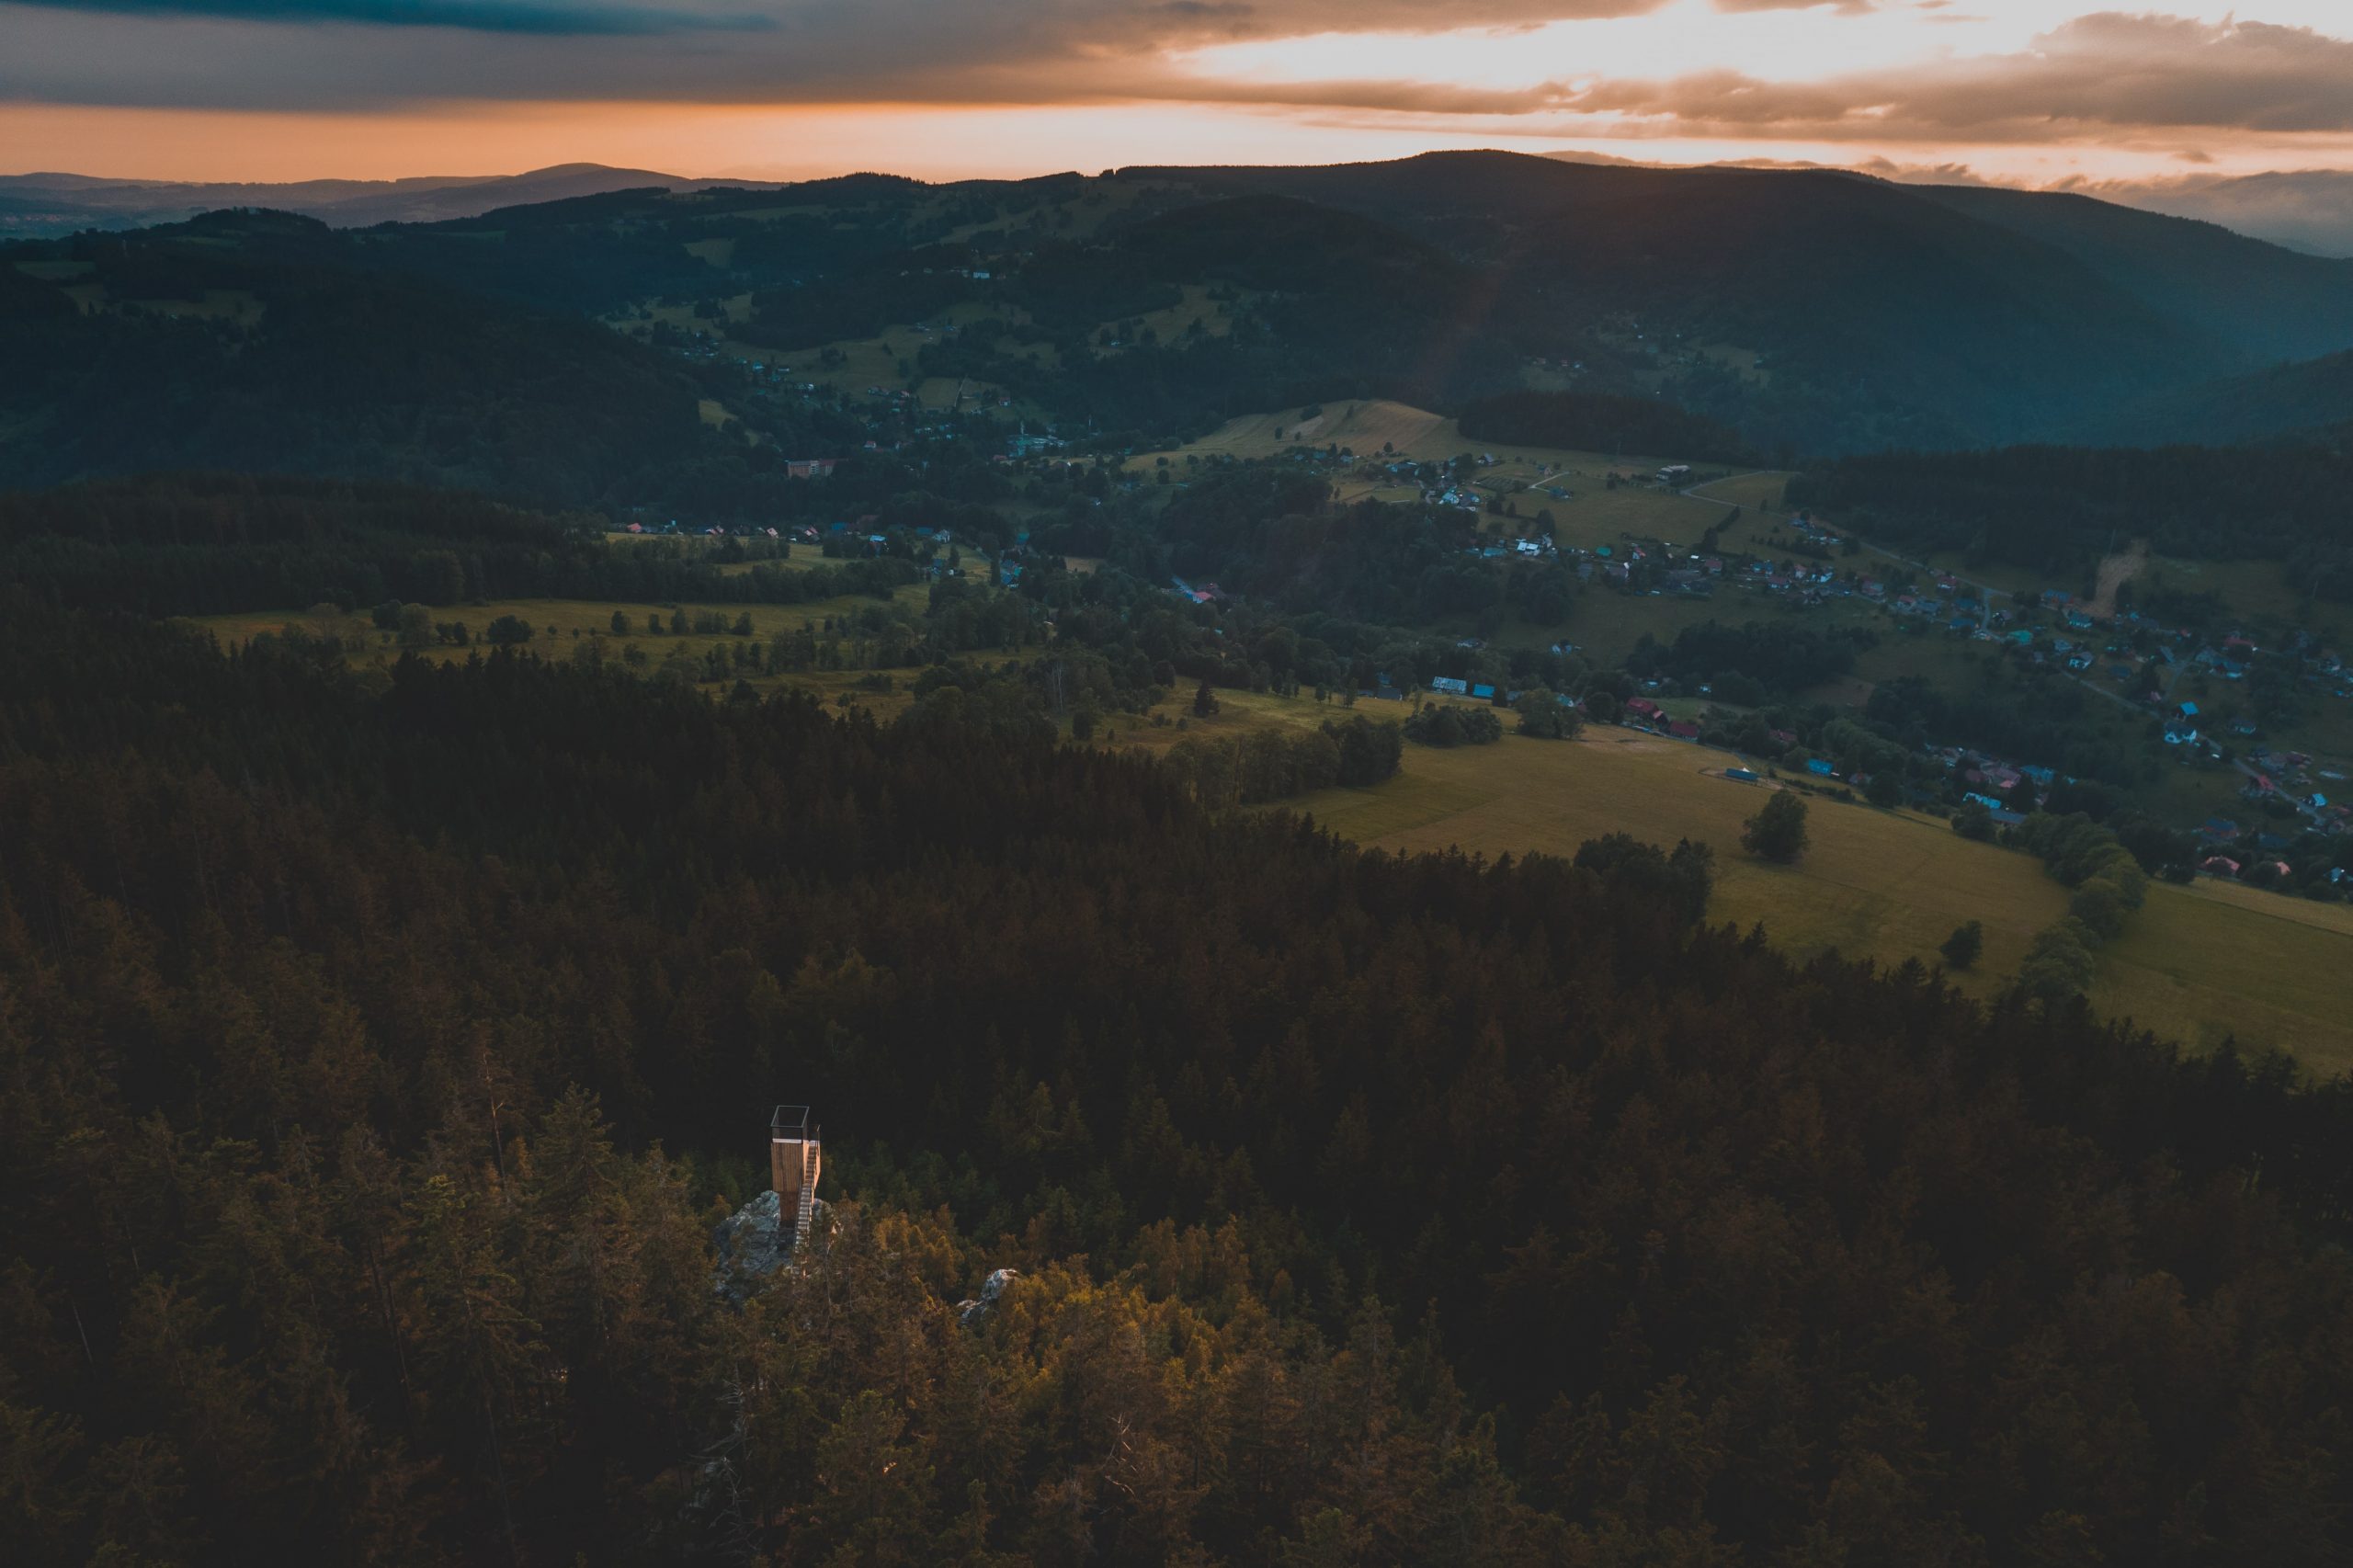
[3,596,2351,1565]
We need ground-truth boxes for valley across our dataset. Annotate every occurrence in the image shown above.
[8,119,2353,1568]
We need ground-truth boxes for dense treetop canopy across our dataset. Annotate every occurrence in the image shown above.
[1,597,2348,1563]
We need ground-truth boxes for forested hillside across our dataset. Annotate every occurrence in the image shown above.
[1910,182,2353,364]
[3,597,2350,1563]
[0,212,861,510]
[1120,153,2353,449]
[0,474,927,616]
[2089,348,2353,448]
[1787,442,2353,592]
[1457,390,1754,464]
[17,152,2353,480]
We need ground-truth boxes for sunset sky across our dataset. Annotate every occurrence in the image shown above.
[5,0,2353,191]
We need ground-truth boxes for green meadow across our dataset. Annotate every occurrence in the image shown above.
[1133,687,2353,1076]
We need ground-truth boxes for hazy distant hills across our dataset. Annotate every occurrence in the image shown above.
[0,162,770,235]
[2078,169,2353,260]
[12,150,2353,484]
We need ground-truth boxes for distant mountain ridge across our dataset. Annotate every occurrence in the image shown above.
[12,149,2353,475]
[1109,152,2353,449]
[2075,169,2353,260]
[0,163,777,234]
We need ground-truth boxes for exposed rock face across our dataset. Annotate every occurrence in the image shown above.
[957,1267,1018,1327]
[710,1189,787,1303]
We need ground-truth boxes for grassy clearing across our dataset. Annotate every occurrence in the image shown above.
[933,180,1153,245]
[1139,403,1796,558]
[1139,399,1680,475]
[40,278,267,327]
[643,294,754,329]
[611,298,1023,414]
[1529,484,1750,555]
[1685,470,1791,517]
[1121,687,2351,1071]
[1552,588,1741,665]
[1696,342,1771,387]
[696,398,757,442]
[193,594,902,667]
[1298,724,2074,996]
[1116,284,1237,347]
[2099,881,2353,1079]
[189,588,1039,733]
[772,324,1033,415]
[2145,556,2353,642]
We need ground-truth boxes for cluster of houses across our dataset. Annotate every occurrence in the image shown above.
[621,519,792,540]
[2234,744,2349,830]
[1620,695,1704,740]
[2193,812,2351,885]
[1734,555,1839,600]
[1467,534,1563,565]
[1937,748,2058,823]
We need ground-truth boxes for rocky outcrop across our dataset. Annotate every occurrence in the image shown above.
[956,1267,1018,1327]
[710,1189,788,1303]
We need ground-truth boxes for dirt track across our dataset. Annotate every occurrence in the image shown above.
[2088,540,2148,619]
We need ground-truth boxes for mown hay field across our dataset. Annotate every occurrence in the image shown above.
[1136,688,2353,1075]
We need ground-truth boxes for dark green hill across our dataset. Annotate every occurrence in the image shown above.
[17,151,2353,477]
[342,150,2353,450]
[0,212,755,506]
[0,472,926,616]
[1787,441,2353,595]
[1911,182,2353,364]
[2087,348,2353,448]
[1508,165,2215,450]
[1458,389,1752,462]
[1119,153,2268,449]
[1132,152,2353,369]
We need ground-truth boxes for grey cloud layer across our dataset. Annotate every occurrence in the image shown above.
[6,0,1665,43]
[5,0,2353,155]
[0,0,1669,108]
[12,0,772,33]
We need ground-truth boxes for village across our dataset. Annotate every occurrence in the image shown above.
[593,339,2353,899]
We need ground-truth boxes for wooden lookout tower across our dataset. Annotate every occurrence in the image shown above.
[770,1105,821,1248]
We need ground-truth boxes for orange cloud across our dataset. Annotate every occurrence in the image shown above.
[1167,14,2353,149]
